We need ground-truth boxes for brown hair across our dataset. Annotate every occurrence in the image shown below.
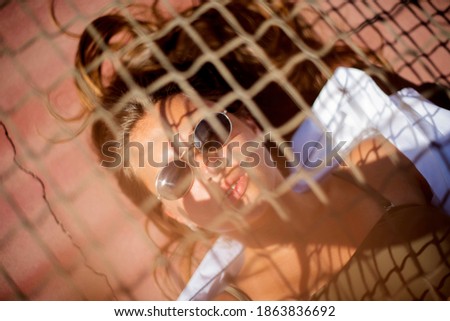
[72,0,379,298]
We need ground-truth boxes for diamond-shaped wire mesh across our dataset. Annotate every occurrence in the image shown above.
[0,0,449,300]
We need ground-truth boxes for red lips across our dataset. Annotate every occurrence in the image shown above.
[223,169,249,204]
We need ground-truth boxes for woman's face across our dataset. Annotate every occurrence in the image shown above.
[129,94,282,233]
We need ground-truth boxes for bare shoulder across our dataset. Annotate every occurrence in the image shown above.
[343,134,432,205]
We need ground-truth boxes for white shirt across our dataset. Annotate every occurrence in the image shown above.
[177,67,450,300]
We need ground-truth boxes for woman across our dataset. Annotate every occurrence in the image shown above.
[73,0,450,300]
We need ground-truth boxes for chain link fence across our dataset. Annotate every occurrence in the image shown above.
[0,0,449,300]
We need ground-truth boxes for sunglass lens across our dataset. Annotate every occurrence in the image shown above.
[194,113,231,150]
[156,160,193,200]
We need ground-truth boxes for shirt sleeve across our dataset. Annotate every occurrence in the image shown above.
[290,67,450,213]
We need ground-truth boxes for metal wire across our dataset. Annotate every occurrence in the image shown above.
[0,0,449,300]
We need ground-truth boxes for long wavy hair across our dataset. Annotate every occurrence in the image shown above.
[70,0,383,298]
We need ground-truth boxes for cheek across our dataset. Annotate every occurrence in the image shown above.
[173,185,236,231]
[181,182,224,227]
[162,200,200,229]
[161,180,221,227]
[188,178,214,202]
[239,141,278,189]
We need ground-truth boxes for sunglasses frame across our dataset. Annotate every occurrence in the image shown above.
[193,111,233,152]
[155,111,233,201]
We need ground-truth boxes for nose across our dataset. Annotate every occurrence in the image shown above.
[195,148,228,179]
[205,154,227,175]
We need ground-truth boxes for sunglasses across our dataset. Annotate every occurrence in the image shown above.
[155,112,233,200]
